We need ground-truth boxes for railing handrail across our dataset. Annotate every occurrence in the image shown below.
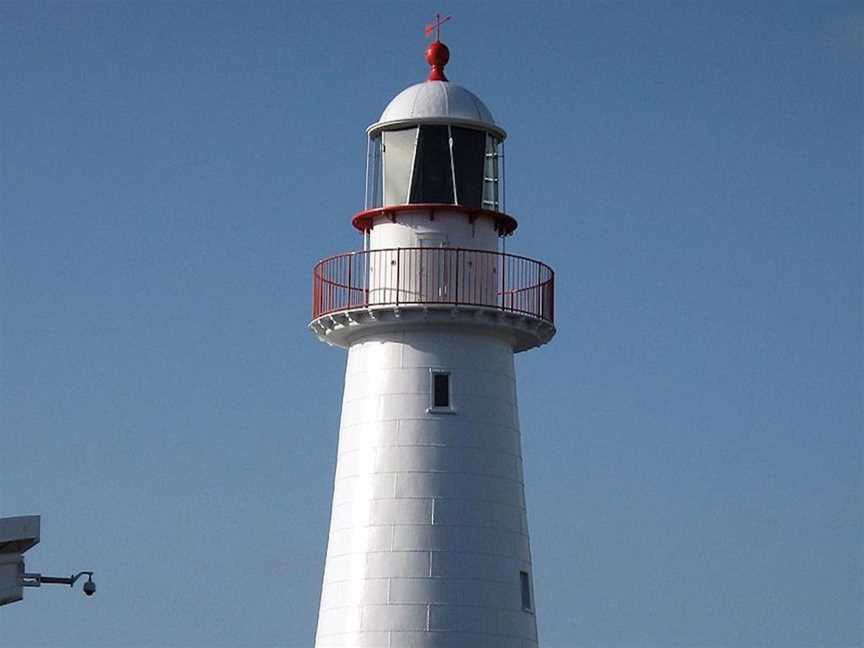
[311,247,554,324]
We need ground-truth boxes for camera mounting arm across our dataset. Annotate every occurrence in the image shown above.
[23,571,95,596]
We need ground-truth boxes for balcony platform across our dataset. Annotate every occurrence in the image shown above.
[310,247,555,352]
[309,302,555,352]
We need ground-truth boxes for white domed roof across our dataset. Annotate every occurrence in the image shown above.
[369,81,506,139]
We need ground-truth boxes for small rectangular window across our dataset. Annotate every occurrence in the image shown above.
[520,571,532,611]
[433,373,449,408]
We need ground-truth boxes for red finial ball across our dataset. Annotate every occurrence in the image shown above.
[425,41,449,82]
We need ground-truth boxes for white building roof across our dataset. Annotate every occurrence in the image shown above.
[368,81,506,139]
[0,515,40,554]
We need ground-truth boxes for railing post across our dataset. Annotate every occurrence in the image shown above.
[454,249,460,306]
[500,252,506,312]
[312,267,317,318]
[395,248,401,306]
[364,250,369,308]
[536,263,541,318]
[347,253,353,309]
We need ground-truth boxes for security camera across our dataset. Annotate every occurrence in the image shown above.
[83,578,95,596]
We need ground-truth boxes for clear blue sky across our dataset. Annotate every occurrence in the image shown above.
[1,2,861,647]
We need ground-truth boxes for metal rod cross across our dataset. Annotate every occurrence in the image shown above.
[424,13,451,41]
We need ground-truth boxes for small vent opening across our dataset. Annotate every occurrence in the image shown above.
[520,570,532,611]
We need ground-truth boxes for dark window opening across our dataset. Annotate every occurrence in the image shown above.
[433,373,450,408]
[520,571,532,611]
[450,127,486,209]
[410,125,454,204]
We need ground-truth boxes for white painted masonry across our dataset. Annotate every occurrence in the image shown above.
[314,330,538,647]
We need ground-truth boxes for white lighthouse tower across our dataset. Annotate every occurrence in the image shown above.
[309,35,555,648]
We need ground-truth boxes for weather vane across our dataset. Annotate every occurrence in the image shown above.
[424,13,451,42]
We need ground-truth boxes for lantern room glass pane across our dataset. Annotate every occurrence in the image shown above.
[483,134,500,211]
[383,128,417,206]
[410,125,454,205]
[366,134,383,209]
[451,127,485,209]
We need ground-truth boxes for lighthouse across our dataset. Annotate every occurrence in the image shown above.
[309,35,555,648]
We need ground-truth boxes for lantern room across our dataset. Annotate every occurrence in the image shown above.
[364,82,505,212]
[353,41,515,237]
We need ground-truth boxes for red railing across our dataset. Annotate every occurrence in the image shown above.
[312,247,554,324]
